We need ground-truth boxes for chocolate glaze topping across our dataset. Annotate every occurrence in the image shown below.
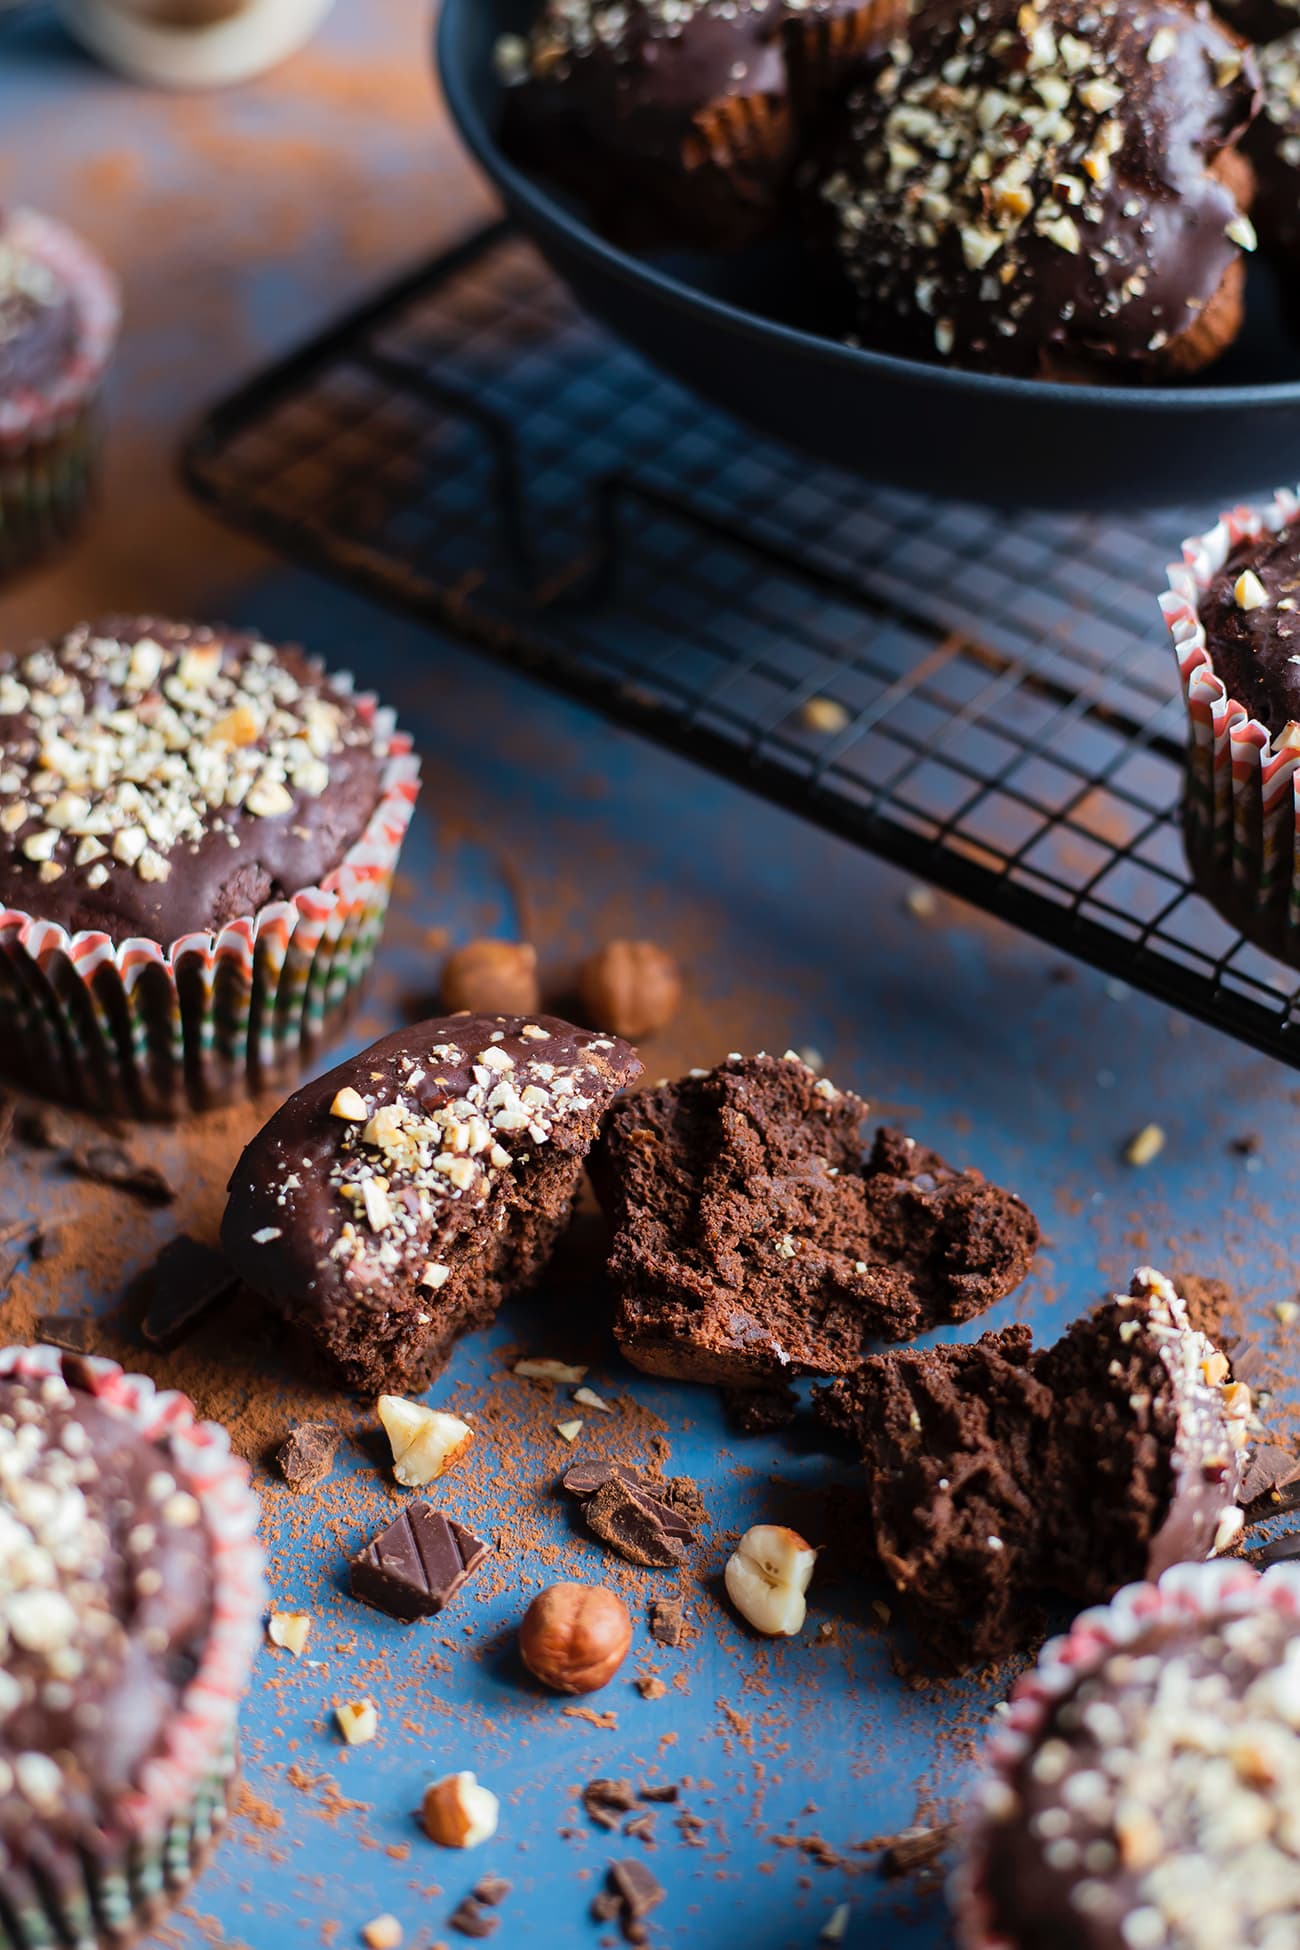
[0,214,78,399]
[0,1366,214,1859]
[1244,31,1300,255]
[1202,525,1300,734]
[816,0,1259,377]
[0,617,388,944]
[977,1605,1300,1949]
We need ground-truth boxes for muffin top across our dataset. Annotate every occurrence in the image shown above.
[816,0,1259,376]
[0,210,80,399]
[978,1601,1300,1949]
[1201,525,1300,734]
[0,1365,214,1853]
[223,1013,640,1330]
[0,617,389,944]
[498,0,849,153]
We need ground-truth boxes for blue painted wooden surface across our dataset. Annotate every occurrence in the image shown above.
[0,9,1296,1947]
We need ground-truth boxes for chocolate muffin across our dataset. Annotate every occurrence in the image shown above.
[0,208,119,581]
[0,1344,263,1950]
[813,0,1260,379]
[0,616,419,1113]
[223,1012,641,1392]
[955,1561,1300,1950]
[824,1269,1250,1669]
[497,0,902,247]
[589,1050,1039,1388]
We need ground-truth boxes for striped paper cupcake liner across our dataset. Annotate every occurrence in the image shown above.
[0,209,120,582]
[0,678,420,1117]
[951,1559,1300,1949]
[0,1344,264,1950]
[1161,488,1300,960]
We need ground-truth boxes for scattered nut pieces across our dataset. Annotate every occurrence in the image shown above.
[267,1610,311,1657]
[1235,569,1269,612]
[421,1772,500,1849]
[335,1697,379,1745]
[636,1676,668,1700]
[576,939,682,1041]
[724,1524,816,1637]
[799,695,850,735]
[377,1395,474,1488]
[331,1086,368,1121]
[361,1917,403,1950]
[555,1418,583,1443]
[440,939,540,1017]
[1124,1122,1166,1168]
[573,1385,614,1413]
[513,1357,587,1384]
[519,1581,633,1694]
[904,885,937,919]
[821,1903,851,1943]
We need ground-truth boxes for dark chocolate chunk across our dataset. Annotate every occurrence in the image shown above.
[583,1778,637,1830]
[591,1890,622,1924]
[142,1234,237,1349]
[624,1812,657,1845]
[562,1459,644,1498]
[36,1314,95,1353]
[31,1221,65,1260]
[448,1895,498,1939]
[585,1477,688,1569]
[71,1142,174,1205]
[350,1502,490,1621]
[472,1877,510,1907]
[607,1858,665,1944]
[638,1783,678,1804]
[882,1824,954,1877]
[648,1598,685,1649]
[276,1422,340,1494]
[1241,1445,1300,1519]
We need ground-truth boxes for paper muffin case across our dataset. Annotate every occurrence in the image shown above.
[951,1558,1300,1950]
[0,683,420,1117]
[0,1344,264,1950]
[0,209,120,582]
[1160,488,1300,961]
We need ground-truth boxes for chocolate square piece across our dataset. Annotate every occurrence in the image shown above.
[350,1502,490,1621]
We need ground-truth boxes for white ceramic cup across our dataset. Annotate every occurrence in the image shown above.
[56,0,334,86]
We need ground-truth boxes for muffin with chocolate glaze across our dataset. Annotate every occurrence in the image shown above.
[0,208,118,581]
[0,1344,262,1950]
[954,1561,1300,1950]
[823,1269,1251,1669]
[1244,31,1300,257]
[0,617,419,1114]
[814,0,1260,379]
[1161,494,1300,962]
[222,1012,641,1392]
[497,0,904,247]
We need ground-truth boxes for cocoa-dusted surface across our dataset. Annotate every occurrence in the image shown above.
[590,1051,1039,1387]
[1200,525,1300,735]
[0,1363,215,1872]
[0,617,388,943]
[814,0,1259,379]
[222,1013,640,1392]
[824,1271,1248,1669]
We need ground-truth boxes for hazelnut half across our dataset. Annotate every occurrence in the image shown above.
[577,939,681,1041]
[518,1581,632,1694]
[421,1771,500,1848]
[440,939,540,1016]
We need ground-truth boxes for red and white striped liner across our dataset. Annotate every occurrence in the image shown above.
[952,1559,1300,1950]
[0,1344,264,1838]
[0,209,120,452]
[0,673,421,1115]
[1160,489,1300,942]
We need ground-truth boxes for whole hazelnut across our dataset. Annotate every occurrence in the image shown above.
[577,939,681,1041]
[440,939,540,1017]
[518,1581,632,1694]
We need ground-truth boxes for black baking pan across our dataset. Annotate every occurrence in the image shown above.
[437,0,1300,511]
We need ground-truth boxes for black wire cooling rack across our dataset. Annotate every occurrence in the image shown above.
[182,220,1300,1067]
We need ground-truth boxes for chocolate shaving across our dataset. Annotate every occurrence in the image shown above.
[562,1459,645,1498]
[563,1460,705,1528]
[585,1477,688,1568]
[638,1784,678,1804]
[648,1598,685,1649]
[675,1810,707,1848]
[881,1824,954,1877]
[472,1877,510,1907]
[276,1422,340,1494]
[35,1314,95,1353]
[583,1778,638,1830]
[624,1812,657,1845]
[599,1859,665,1945]
[70,1143,174,1205]
[350,1503,490,1621]
[142,1234,237,1348]
[448,1896,498,1939]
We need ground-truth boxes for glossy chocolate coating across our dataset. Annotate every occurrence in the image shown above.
[0,616,387,944]
[815,0,1259,377]
[0,1367,214,1861]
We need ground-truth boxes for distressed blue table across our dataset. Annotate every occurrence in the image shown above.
[0,8,1295,1947]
